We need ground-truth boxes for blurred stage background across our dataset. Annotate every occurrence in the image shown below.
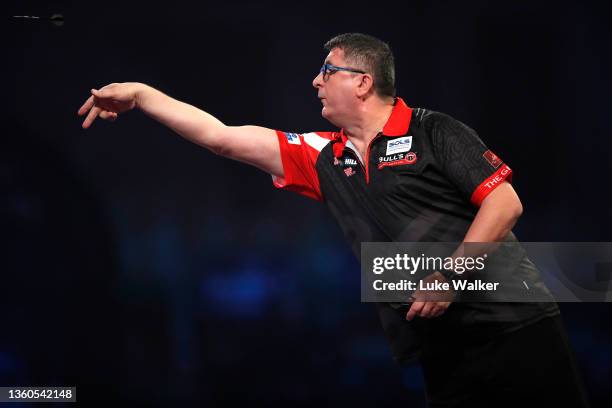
[2,0,611,406]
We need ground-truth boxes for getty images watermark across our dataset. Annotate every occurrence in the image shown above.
[371,252,497,292]
[361,242,612,303]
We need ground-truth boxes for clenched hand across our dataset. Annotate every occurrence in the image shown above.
[406,271,455,321]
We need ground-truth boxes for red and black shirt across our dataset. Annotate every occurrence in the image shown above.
[272,98,558,363]
[273,98,512,252]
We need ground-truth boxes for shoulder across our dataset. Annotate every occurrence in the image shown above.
[292,131,335,153]
[303,131,335,142]
[278,130,335,143]
[412,108,459,129]
[308,131,336,140]
[412,109,477,137]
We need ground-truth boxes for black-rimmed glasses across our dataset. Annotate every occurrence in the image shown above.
[319,63,366,81]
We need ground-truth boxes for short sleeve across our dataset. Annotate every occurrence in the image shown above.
[429,113,513,207]
[272,131,331,202]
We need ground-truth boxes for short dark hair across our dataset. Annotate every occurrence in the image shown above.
[324,33,396,98]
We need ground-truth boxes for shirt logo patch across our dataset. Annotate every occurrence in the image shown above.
[344,167,356,177]
[286,132,301,145]
[483,150,502,168]
[344,158,357,166]
[377,152,418,169]
[386,136,412,155]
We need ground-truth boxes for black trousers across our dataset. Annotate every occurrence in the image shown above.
[420,315,590,408]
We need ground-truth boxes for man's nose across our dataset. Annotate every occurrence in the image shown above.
[313,71,323,88]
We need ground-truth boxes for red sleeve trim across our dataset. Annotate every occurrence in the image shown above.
[272,131,323,202]
[470,164,513,207]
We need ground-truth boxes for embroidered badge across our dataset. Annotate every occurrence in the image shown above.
[344,167,356,177]
[483,150,502,168]
[286,132,301,145]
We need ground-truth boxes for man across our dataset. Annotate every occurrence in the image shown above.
[78,33,589,407]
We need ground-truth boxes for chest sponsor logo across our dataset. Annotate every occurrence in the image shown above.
[483,150,502,168]
[285,132,301,145]
[385,136,412,155]
[377,151,418,169]
[344,158,358,166]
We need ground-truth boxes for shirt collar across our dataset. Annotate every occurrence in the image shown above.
[382,97,412,136]
[333,97,413,157]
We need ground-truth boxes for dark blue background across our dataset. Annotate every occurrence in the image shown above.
[3,0,611,406]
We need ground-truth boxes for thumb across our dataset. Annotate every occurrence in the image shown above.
[91,88,111,98]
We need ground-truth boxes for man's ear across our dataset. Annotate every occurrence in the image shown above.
[356,73,375,98]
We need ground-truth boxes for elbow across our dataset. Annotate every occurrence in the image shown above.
[504,197,523,233]
[210,142,230,157]
[206,128,231,157]
[512,197,523,221]
[510,197,523,220]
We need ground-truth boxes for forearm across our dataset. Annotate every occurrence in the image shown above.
[134,83,227,153]
[415,185,522,319]
[80,82,282,175]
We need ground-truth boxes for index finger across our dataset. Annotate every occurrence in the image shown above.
[82,106,102,129]
[406,301,425,321]
[78,95,95,116]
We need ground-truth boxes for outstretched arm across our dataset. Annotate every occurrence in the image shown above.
[78,82,283,177]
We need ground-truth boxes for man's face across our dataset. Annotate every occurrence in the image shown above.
[312,48,364,126]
